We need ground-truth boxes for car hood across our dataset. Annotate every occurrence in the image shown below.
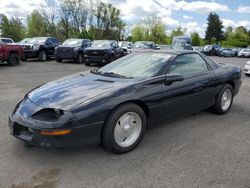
[28,72,134,110]
[85,46,110,51]
[57,45,76,49]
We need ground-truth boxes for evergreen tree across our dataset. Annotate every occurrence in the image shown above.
[191,32,201,46]
[205,12,224,44]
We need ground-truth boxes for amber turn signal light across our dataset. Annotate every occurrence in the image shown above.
[40,129,72,136]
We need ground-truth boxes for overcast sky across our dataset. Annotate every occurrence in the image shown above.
[0,0,250,37]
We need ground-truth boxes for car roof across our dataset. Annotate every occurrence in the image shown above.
[0,37,12,39]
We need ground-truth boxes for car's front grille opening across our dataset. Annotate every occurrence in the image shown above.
[13,122,33,136]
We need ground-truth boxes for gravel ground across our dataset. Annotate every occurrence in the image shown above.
[0,57,250,188]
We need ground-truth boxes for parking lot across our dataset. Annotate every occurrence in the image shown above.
[0,57,250,188]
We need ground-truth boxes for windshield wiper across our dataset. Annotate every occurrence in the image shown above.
[101,72,130,78]
[90,69,132,79]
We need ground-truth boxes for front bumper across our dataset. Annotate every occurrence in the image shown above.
[9,98,103,147]
[244,64,250,75]
[55,51,77,60]
[238,54,250,57]
[84,56,110,65]
[23,50,39,58]
[9,116,102,147]
[203,51,211,55]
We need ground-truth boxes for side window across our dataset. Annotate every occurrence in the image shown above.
[2,39,13,43]
[46,38,53,45]
[168,54,208,77]
[83,40,91,47]
[52,38,59,45]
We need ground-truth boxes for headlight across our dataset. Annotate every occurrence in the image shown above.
[31,108,65,121]
[54,109,64,115]
[104,53,109,58]
[32,44,40,50]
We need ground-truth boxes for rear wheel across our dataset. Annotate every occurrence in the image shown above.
[7,53,20,66]
[22,57,27,61]
[102,103,146,154]
[56,58,62,63]
[39,51,47,61]
[210,84,233,115]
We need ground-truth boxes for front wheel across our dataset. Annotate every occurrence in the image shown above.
[8,54,20,66]
[210,84,233,115]
[110,55,114,62]
[38,51,47,62]
[102,103,146,154]
[56,58,62,63]
[76,54,83,64]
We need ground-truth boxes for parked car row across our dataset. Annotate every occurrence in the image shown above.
[1,35,165,66]
[201,44,250,58]
[13,36,158,65]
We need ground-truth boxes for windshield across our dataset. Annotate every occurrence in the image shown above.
[63,39,82,47]
[29,37,47,44]
[242,49,250,52]
[119,41,132,47]
[91,40,110,47]
[204,45,212,50]
[1,39,13,43]
[134,42,155,49]
[94,53,170,79]
[19,38,31,43]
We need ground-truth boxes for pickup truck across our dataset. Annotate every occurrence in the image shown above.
[84,40,122,66]
[0,43,23,66]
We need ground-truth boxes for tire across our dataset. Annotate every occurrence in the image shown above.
[22,57,27,61]
[110,55,114,62]
[7,53,20,66]
[210,84,234,115]
[85,61,90,66]
[76,53,83,64]
[56,58,62,63]
[245,73,250,77]
[38,51,47,62]
[102,103,146,154]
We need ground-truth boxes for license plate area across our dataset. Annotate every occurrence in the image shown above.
[9,118,33,136]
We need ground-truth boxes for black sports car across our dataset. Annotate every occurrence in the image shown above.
[55,38,91,63]
[9,50,242,154]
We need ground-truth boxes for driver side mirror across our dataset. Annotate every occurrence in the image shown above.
[165,74,184,85]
